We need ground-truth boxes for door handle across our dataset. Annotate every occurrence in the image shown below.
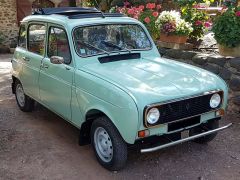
[23,57,30,61]
[42,64,49,69]
[65,65,71,70]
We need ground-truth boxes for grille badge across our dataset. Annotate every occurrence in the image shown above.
[185,103,190,111]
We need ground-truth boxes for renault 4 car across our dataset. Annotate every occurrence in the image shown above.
[11,7,232,171]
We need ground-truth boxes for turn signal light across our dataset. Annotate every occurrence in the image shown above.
[138,130,150,138]
[216,109,225,116]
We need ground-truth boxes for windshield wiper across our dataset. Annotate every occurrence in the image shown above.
[77,40,110,55]
[101,41,132,54]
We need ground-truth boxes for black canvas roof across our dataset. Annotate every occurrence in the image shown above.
[33,7,125,19]
[33,7,100,15]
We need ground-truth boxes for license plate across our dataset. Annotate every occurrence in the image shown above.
[181,130,189,139]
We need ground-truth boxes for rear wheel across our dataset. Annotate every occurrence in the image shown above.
[189,118,219,144]
[91,116,127,171]
[15,80,34,112]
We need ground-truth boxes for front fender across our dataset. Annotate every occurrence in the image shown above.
[74,69,139,144]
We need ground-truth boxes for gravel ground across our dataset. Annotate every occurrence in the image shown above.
[0,54,240,180]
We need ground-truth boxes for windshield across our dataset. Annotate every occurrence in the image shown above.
[73,24,152,57]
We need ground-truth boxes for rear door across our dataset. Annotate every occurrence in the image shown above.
[20,22,47,100]
[39,24,73,120]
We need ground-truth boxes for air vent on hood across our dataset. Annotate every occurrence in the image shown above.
[98,53,141,63]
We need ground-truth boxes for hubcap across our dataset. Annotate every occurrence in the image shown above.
[16,84,25,107]
[94,127,113,163]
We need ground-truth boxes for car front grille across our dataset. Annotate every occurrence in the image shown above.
[144,91,223,127]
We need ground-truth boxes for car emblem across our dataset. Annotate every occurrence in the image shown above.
[186,103,190,111]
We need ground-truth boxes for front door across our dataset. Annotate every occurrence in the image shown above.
[39,25,73,120]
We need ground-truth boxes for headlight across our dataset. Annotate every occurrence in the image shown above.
[210,93,221,108]
[147,108,160,124]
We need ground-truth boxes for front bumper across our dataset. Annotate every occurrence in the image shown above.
[141,123,232,153]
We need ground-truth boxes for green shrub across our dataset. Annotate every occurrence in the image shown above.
[212,6,240,48]
[181,8,210,39]
[174,0,212,40]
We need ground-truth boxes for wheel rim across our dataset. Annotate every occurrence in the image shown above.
[16,84,25,107]
[94,127,113,163]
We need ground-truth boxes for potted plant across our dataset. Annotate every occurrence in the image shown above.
[174,0,212,46]
[212,4,240,57]
[156,10,193,44]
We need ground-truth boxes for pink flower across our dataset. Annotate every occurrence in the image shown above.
[127,9,134,15]
[151,3,156,9]
[204,21,212,28]
[144,17,151,24]
[192,4,200,8]
[136,7,143,12]
[195,20,202,26]
[162,22,176,34]
[235,11,240,17]
[146,3,151,9]
[139,5,145,10]
[133,15,139,19]
[156,4,161,10]
[124,1,130,7]
[146,3,156,9]
[152,11,159,17]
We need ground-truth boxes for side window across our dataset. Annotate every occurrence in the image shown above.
[28,24,46,56]
[48,27,71,64]
[18,24,26,48]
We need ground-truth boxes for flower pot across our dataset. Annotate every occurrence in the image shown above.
[218,44,240,57]
[160,33,188,44]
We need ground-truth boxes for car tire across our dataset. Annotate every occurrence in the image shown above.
[14,80,34,112]
[91,116,127,171]
[189,118,219,144]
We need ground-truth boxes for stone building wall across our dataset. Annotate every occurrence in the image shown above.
[0,0,83,47]
[159,48,240,113]
[0,0,19,46]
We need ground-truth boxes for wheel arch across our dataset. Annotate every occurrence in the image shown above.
[79,109,109,146]
[79,107,137,146]
[12,75,18,94]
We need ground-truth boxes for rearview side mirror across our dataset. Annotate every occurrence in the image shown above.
[50,56,64,64]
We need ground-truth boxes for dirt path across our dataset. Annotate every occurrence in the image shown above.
[0,54,240,180]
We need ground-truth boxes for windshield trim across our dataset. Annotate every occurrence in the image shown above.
[72,22,153,58]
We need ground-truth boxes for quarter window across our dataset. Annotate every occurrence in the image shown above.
[28,24,46,56]
[18,24,26,48]
[48,27,71,64]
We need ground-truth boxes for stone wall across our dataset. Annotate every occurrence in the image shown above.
[159,48,240,113]
[0,0,19,46]
[0,0,83,47]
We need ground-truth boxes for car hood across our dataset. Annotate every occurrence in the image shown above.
[82,57,224,108]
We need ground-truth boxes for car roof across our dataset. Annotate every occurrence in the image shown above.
[21,7,140,29]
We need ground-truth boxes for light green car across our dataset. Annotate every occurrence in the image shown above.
[11,7,232,171]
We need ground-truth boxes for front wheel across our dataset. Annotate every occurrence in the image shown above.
[15,80,34,112]
[189,118,219,144]
[91,116,127,171]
